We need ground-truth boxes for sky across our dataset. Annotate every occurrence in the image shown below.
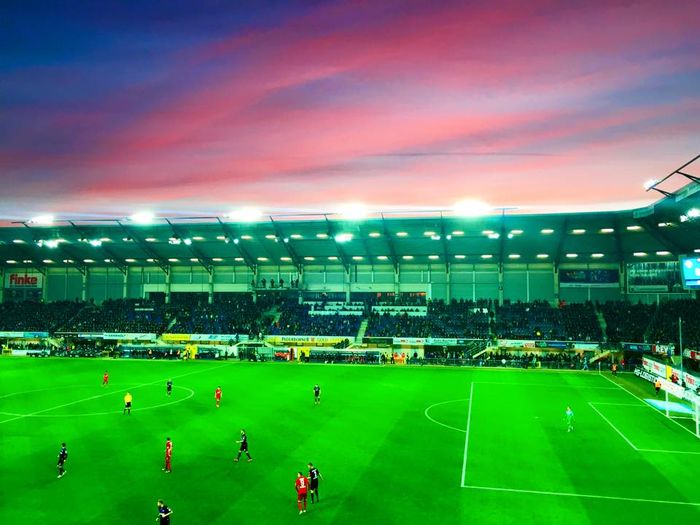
[1,0,699,221]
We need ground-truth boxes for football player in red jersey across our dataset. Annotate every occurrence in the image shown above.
[215,386,222,408]
[163,437,172,473]
[102,370,109,387]
[295,472,309,514]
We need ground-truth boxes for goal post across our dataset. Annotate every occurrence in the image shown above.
[659,377,700,439]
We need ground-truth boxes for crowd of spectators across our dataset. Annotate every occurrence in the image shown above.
[365,299,491,338]
[61,299,171,333]
[494,300,601,341]
[269,300,362,336]
[169,294,265,336]
[599,301,655,343]
[648,299,700,348]
[0,300,84,332]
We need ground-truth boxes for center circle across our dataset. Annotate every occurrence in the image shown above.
[0,384,195,418]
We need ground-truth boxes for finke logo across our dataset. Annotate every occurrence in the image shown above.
[9,273,38,286]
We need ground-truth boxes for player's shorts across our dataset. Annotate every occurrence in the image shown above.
[297,490,307,500]
[57,460,65,467]
[215,395,222,400]
[125,402,132,408]
[239,444,248,451]
[309,480,318,491]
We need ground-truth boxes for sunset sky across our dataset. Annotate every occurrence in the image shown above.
[1,0,699,220]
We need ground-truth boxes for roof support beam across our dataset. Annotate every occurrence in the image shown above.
[612,216,625,263]
[269,217,303,272]
[439,214,450,273]
[215,218,257,272]
[116,221,169,274]
[380,213,400,272]
[553,218,569,269]
[165,219,212,274]
[324,215,350,273]
[68,221,127,274]
[635,217,682,256]
[23,223,86,275]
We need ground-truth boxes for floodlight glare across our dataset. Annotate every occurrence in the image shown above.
[225,207,262,223]
[334,233,353,243]
[130,211,155,224]
[44,239,60,249]
[643,178,659,190]
[89,239,102,247]
[338,203,369,221]
[29,214,55,225]
[183,238,192,246]
[688,208,700,218]
[453,200,491,217]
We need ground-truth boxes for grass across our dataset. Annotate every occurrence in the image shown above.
[1,358,699,524]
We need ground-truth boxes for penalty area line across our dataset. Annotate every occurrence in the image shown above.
[463,484,700,507]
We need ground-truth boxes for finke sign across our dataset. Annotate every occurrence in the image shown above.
[5,272,44,289]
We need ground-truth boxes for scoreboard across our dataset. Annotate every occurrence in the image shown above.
[680,256,700,289]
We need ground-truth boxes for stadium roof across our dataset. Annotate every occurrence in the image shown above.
[1,179,698,274]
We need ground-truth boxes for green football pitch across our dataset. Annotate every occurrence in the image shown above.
[1,358,699,525]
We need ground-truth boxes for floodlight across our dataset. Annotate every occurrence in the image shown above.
[44,239,60,249]
[688,208,700,218]
[89,239,102,247]
[130,211,155,224]
[225,208,262,223]
[488,233,500,240]
[453,200,491,217]
[335,233,353,243]
[168,236,182,245]
[643,179,659,190]
[183,238,192,246]
[338,203,368,220]
[29,214,55,225]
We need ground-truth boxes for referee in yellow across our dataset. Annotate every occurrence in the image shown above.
[124,392,133,415]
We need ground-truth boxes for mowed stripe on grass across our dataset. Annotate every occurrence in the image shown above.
[0,359,699,525]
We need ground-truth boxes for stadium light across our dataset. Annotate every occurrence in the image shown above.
[183,238,192,246]
[129,211,155,224]
[453,200,491,217]
[89,239,102,247]
[225,208,262,223]
[688,208,700,218]
[29,214,55,225]
[536,254,549,259]
[337,203,369,220]
[169,236,182,245]
[643,179,659,190]
[334,233,353,243]
[541,229,554,234]
[591,253,605,258]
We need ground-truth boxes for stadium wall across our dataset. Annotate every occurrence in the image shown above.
[2,263,693,304]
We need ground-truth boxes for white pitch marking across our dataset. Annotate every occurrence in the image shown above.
[424,399,469,433]
[460,382,475,487]
[588,402,639,450]
[464,484,700,506]
[0,362,230,425]
[598,373,699,438]
[0,386,195,418]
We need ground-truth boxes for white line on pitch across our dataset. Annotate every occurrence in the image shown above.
[475,381,618,390]
[589,402,646,407]
[424,399,469,434]
[638,448,700,455]
[598,373,699,439]
[460,382,475,487]
[588,402,639,450]
[0,362,230,425]
[463,484,700,506]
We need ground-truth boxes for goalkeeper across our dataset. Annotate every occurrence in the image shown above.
[565,406,575,433]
